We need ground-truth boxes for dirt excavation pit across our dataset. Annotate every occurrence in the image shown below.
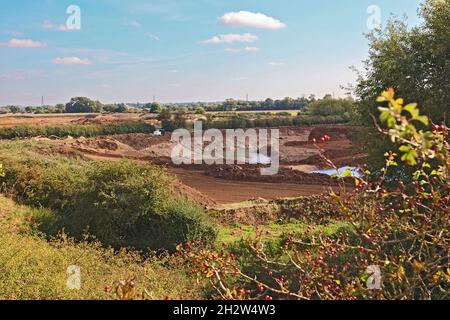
[51,125,364,205]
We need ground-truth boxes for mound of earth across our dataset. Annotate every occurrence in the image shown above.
[308,125,357,142]
[203,164,337,185]
[112,133,170,150]
[171,180,217,208]
[36,145,88,160]
[68,137,142,158]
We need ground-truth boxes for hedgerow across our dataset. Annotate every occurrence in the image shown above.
[0,122,155,139]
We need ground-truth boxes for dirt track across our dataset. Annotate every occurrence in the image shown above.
[169,168,334,204]
[0,113,154,127]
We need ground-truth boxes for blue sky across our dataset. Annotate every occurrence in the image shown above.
[0,0,423,106]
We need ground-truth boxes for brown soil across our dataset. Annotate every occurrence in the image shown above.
[40,125,364,205]
[112,133,171,150]
[168,168,335,205]
[170,180,217,207]
[308,125,353,142]
[0,113,147,127]
[202,164,336,185]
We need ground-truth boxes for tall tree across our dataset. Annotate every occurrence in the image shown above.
[353,0,450,168]
[355,0,449,125]
[65,97,104,113]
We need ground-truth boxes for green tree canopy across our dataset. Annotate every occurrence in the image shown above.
[149,102,162,114]
[195,107,206,115]
[307,98,354,117]
[353,0,449,169]
[65,97,104,113]
[354,0,450,125]
[116,103,129,113]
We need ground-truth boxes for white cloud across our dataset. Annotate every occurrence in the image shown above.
[245,46,260,52]
[203,33,258,44]
[219,11,286,30]
[52,57,92,66]
[42,20,71,32]
[6,38,47,48]
[169,69,179,73]
[269,61,286,67]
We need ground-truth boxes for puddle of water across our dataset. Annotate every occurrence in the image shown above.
[311,166,361,178]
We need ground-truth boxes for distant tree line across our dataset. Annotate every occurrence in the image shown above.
[156,96,355,132]
[0,97,133,115]
[202,96,312,112]
[306,96,354,118]
[1,94,354,118]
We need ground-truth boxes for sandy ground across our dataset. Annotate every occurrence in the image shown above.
[33,125,364,206]
[169,168,334,204]
[0,113,155,127]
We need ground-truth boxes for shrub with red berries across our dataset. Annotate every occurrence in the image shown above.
[179,90,449,300]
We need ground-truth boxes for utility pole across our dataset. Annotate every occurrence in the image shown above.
[246,93,249,102]
[41,96,44,106]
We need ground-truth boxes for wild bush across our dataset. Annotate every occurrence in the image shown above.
[0,152,217,251]
[0,197,204,300]
[179,90,449,300]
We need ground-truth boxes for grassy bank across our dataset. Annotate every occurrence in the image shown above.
[0,140,217,252]
[0,196,205,300]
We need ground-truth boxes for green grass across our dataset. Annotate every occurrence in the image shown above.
[217,220,351,245]
[0,196,205,300]
[0,140,217,252]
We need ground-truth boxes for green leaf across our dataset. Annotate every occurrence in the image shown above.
[399,145,411,153]
[403,103,419,117]
[401,150,418,166]
[415,115,429,126]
